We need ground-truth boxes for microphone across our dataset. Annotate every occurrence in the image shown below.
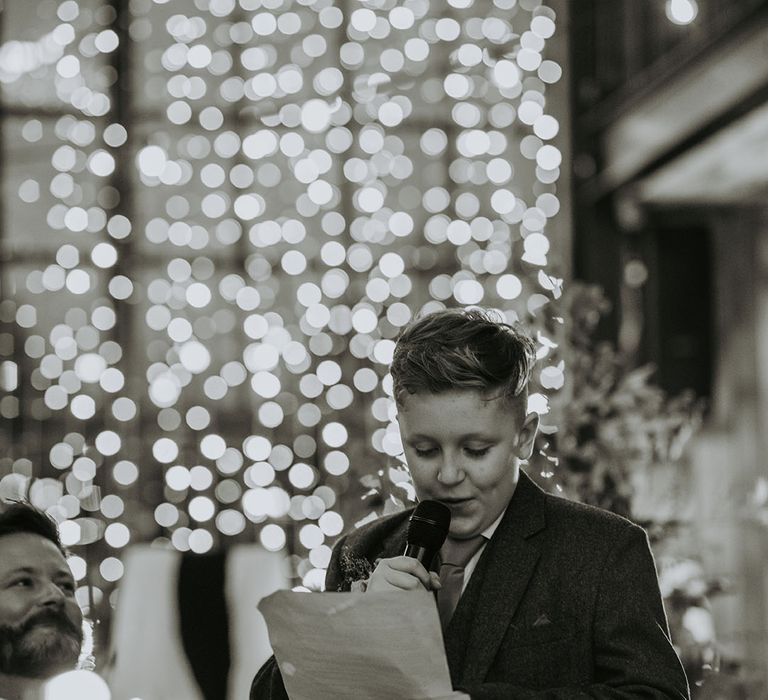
[403,500,451,570]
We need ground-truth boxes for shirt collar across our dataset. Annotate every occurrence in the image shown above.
[480,505,506,541]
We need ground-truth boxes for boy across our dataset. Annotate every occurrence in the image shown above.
[253,308,689,699]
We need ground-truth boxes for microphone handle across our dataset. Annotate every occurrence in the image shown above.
[403,543,438,569]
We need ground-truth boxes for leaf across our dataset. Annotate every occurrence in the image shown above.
[387,466,411,484]
[393,480,417,502]
[359,474,381,490]
[537,270,564,299]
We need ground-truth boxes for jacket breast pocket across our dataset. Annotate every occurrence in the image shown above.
[502,614,576,649]
[491,617,581,688]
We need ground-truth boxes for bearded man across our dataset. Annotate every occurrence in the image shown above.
[0,502,83,700]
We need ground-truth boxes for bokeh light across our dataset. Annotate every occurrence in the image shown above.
[1,0,565,628]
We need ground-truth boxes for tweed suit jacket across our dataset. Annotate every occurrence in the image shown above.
[251,470,690,699]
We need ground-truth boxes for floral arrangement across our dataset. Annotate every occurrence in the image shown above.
[527,283,704,518]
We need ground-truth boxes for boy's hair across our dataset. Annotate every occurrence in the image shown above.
[391,308,537,416]
[0,501,66,555]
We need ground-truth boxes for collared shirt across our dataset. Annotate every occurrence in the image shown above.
[460,506,507,594]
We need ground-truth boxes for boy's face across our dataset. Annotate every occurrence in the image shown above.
[398,390,539,539]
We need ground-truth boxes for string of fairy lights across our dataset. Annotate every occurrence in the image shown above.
[0,0,565,617]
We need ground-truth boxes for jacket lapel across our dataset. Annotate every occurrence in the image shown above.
[444,470,547,687]
[378,519,409,560]
[330,509,412,591]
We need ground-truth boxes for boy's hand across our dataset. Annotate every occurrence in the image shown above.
[367,556,442,593]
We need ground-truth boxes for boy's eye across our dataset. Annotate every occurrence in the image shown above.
[12,577,33,588]
[465,446,491,457]
[413,447,438,458]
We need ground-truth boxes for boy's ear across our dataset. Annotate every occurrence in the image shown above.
[514,411,540,460]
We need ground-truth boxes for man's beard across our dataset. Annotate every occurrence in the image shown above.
[0,607,83,679]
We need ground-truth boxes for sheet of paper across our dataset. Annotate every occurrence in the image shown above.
[258,590,454,700]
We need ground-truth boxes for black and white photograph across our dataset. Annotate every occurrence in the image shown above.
[0,0,767,698]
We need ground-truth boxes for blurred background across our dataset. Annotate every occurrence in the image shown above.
[0,0,766,698]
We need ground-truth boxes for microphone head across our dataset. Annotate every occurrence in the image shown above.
[407,500,451,551]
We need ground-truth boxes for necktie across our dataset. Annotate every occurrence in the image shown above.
[436,535,486,630]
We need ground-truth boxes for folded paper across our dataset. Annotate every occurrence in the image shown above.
[258,590,454,700]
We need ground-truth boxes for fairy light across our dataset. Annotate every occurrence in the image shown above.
[0,0,565,625]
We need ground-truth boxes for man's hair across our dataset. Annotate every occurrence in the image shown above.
[0,501,65,555]
[391,307,537,415]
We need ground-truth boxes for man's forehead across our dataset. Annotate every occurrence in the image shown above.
[0,532,68,576]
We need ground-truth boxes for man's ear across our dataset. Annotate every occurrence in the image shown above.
[514,411,540,460]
